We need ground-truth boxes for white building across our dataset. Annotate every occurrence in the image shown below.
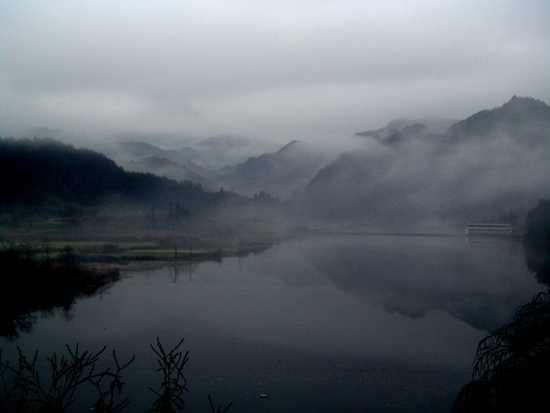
[465,223,513,236]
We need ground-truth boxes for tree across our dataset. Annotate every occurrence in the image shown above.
[452,292,550,412]
[452,199,550,411]
[523,198,550,285]
[60,204,85,230]
[173,202,189,221]
[147,206,157,228]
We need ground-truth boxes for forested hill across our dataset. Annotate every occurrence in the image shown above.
[296,96,550,224]
[448,96,550,144]
[0,138,215,211]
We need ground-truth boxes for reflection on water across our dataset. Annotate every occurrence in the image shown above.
[302,235,533,332]
[0,235,545,412]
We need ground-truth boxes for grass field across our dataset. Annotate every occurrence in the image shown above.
[46,241,159,250]
[0,213,301,266]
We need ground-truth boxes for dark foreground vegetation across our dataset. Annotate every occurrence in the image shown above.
[452,197,550,412]
[0,137,213,210]
[523,198,550,285]
[0,337,232,413]
[0,242,120,340]
[451,291,550,412]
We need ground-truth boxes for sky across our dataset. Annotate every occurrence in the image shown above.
[1,0,549,146]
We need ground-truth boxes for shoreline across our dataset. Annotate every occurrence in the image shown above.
[84,242,275,272]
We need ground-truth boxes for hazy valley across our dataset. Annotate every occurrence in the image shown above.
[6,96,547,237]
[1,96,550,413]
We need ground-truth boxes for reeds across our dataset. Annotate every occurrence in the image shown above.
[0,338,232,413]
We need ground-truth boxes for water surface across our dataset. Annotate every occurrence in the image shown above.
[1,235,543,412]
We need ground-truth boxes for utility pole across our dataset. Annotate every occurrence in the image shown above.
[238,237,243,271]
[189,247,193,282]
[173,246,178,283]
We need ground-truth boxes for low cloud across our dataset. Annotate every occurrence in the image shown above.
[1,1,549,144]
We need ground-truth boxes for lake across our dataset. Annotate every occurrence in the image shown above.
[1,234,545,412]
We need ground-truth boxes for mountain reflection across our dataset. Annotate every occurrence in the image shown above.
[302,235,541,332]
[2,234,545,341]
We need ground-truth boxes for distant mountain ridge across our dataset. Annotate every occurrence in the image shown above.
[0,138,216,212]
[299,96,550,224]
[355,96,550,147]
[19,96,550,222]
[124,156,209,187]
[177,135,279,170]
[110,138,331,198]
[114,141,215,188]
[356,117,456,138]
[218,140,330,198]
[107,135,281,191]
[448,96,550,144]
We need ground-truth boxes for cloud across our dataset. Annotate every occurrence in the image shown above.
[1,0,549,143]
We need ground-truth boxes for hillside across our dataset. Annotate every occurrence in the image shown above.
[218,140,330,198]
[113,141,213,180]
[448,96,550,145]
[296,96,550,225]
[0,138,215,211]
[123,156,210,188]
[355,117,456,139]
[107,137,282,192]
[5,96,548,232]
[0,137,301,244]
[0,138,128,205]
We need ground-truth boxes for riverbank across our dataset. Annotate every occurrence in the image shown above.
[0,242,121,339]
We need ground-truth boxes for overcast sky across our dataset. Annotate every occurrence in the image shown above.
[1,0,549,146]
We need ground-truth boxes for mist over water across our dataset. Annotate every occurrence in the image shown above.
[1,234,544,412]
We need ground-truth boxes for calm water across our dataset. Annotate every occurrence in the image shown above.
[1,235,545,412]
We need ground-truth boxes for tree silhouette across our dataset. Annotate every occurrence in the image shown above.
[524,198,550,285]
[452,292,550,412]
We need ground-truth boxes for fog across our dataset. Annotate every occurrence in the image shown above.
[298,98,550,225]
[2,5,550,412]
[1,1,549,231]
[1,1,549,147]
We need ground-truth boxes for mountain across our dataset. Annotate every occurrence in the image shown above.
[123,156,211,188]
[111,138,332,199]
[296,96,550,225]
[357,123,437,147]
[0,138,215,212]
[0,138,127,205]
[182,135,280,169]
[113,141,215,188]
[28,127,90,143]
[218,140,331,198]
[107,136,281,190]
[355,117,456,138]
[116,141,171,159]
[448,96,550,145]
